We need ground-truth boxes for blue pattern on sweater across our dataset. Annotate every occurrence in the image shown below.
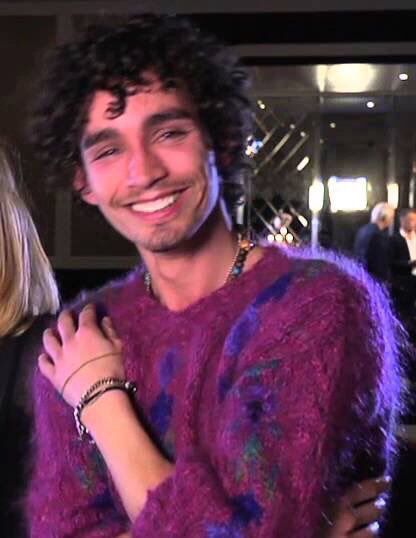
[253,271,294,307]
[205,493,263,537]
[160,348,182,388]
[149,390,173,437]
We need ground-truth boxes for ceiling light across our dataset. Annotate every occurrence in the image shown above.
[366,101,375,109]
[399,73,409,81]
[309,180,324,213]
[296,156,310,172]
[330,122,336,128]
[257,100,266,110]
[327,64,375,93]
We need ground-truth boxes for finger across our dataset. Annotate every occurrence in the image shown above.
[57,309,76,342]
[348,522,380,537]
[345,477,391,506]
[42,328,62,360]
[351,497,385,530]
[101,317,122,348]
[38,353,55,381]
[78,303,97,328]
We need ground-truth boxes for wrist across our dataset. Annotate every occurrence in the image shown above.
[74,378,137,440]
[82,388,133,433]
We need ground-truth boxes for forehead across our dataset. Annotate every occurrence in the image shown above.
[85,80,195,129]
[402,212,416,220]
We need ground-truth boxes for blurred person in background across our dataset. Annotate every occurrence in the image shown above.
[353,202,395,282]
[389,208,416,341]
[390,208,416,277]
[0,144,59,537]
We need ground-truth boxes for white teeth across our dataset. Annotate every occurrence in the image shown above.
[131,194,178,213]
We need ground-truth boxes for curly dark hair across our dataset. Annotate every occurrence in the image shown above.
[30,13,253,212]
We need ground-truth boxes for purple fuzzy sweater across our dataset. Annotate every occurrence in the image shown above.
[26,246,403,537]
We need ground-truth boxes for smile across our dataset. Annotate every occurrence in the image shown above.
[131,193,180,214]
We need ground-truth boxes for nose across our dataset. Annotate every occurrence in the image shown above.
[126,146,167,189]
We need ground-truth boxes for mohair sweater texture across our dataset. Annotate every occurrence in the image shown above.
[26,246,403,537]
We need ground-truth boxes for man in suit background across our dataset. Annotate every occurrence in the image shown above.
[390,208,416,330]
[390,208,416,276]
[353,202,395,282]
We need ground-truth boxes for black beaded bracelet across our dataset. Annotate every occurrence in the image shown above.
[74,377,137,440]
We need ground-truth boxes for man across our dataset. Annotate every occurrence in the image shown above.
[26,15,401,537]
[353,202,395,281]
[390,208,416,276]
[389,208,416,326]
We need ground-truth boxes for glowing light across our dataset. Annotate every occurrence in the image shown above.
[399,73,409,81]
[280,226,288,236]
[327,64,375,92]
[308,180,325,213]
[298,215,308,227]
[316,65,328,92]
[289,123,295,130]
[300,131,306,138]
[330,122,336,129]
[286,233,294,244]
[245,138,263,157]
[296,156,310,172]
[267,233,275,243]
[387,182,399,209]
[275,234,284,242]
[328,176,367,212]
[273,216,282,229]
[257,99,266,110]
[366,101,375,109]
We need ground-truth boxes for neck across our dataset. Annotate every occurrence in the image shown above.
[140,206,241,311]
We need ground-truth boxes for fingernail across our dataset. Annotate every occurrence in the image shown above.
[368,522,380,534]
[376,475,392,484]
[375,497,386,509]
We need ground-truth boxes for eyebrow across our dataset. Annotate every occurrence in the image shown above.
[145,108,194,129]
[81,108,194,151]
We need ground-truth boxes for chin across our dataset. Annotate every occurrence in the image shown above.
[136,228,190,253]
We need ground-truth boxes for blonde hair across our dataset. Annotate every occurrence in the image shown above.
[0,146,59,337]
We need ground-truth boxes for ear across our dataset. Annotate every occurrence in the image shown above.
[73,167,98,205]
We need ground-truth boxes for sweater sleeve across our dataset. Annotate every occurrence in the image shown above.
[131,271,402,538]
[26,370,129,537]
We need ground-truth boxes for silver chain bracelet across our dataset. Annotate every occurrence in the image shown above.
[73,377,137,441]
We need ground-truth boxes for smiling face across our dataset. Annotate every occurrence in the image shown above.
[77,77,222,254]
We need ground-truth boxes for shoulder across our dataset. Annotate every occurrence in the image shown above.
[64,265,144,320]
[390,233,405,245]
[254,246,398,347]
[258,245,374,311]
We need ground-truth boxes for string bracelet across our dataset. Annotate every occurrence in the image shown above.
[60,352,122,398]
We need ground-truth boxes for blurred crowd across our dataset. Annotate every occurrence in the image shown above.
[354,203,416,342]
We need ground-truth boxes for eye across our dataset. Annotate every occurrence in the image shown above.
[155,128,190,143]
[93,147,120,161]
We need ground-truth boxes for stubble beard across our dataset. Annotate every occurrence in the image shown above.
[134,221,195,253]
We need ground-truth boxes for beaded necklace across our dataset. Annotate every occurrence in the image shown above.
[143,233,256,296]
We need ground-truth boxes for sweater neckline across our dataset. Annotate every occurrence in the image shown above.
[134,245,290,319]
